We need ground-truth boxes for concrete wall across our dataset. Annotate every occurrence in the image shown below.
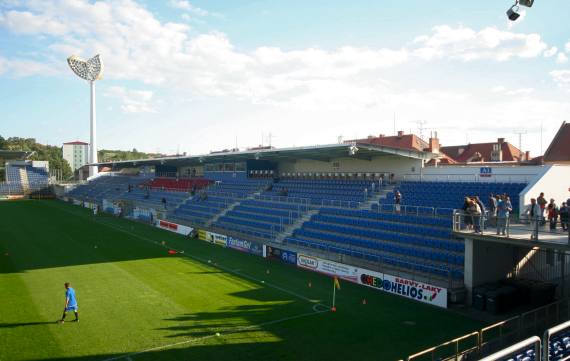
[464,237,518,304]
[519,165,570,215]
[404,165,544,183]
[278,156,423,180]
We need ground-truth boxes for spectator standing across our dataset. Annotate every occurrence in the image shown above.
[364,187,368,201]
[470,199,482,233]
[537,192,547,225]
[475,196,486,230]
[462,197,473,230]
[371,181,376,193]
[394,190,402,213]
[161,197,167,210]
[547,199,559,231]
[526,198,541,240]
[496,195,510,236]
[559,202,569,232]
[378,175,384,188]
[488,193,497,227]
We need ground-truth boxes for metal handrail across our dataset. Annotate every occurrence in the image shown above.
[479,336,541,361]
[543,320,570,361]
[406,331,480,361]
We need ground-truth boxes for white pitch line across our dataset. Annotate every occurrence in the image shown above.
[92,217,329,309]
[100,308,328,361]
[47,203,328,309]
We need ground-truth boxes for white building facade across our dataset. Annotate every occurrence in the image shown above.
[63,141,89,171]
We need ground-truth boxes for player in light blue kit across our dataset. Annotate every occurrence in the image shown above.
[59,282,79,324]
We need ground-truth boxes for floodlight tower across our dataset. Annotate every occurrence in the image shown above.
[67,54,103,177]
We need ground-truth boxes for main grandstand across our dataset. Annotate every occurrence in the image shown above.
[4,129,570,360]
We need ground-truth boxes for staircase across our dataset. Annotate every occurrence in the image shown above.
[205,192,261,227]
[19,168,30,194]
[274,208,319,243]
[359,185,395,209]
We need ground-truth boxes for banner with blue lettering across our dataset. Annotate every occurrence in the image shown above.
[358,269,447,308]
[266,246,297,265]
[227,237,263,256]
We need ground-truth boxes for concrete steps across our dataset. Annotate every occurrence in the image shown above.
[274,209,319,243]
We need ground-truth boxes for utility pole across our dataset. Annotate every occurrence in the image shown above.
[513,130,527,153]
[414,120,427,140]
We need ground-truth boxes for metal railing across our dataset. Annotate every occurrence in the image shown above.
[479,336,541,361]
[376,203,454,217]
[406,331,480,361]
[453,211,570,242]
[253,194,311,208]
[405,298,570,361]
[320,199,361,209]
[402,173,536,183]
[543,320,570,361]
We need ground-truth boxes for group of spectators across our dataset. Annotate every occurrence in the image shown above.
[526,193,569,239]
[462,193,514,236]
[461,191,569,239]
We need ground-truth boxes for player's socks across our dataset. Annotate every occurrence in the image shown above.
[74,312,79,321]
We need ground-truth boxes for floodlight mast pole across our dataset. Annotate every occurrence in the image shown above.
[90,80,98,177]
[66,54,103,179]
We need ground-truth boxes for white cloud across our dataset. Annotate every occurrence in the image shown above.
[544,46,558,58]
[550,70,570,89]
[0,10,67,35]
[505,88,534,96]
[0,2,556,112]
[566,41,570,53]
[556,53,569,64]
[0,56,58,77]
[490,85,534,96]
[169,0,209,16]
[413,25,547,62]
[104,86,157,113]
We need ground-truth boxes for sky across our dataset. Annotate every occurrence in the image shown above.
[0,0,569,157]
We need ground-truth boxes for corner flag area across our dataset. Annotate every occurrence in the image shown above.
[0,200,482,361]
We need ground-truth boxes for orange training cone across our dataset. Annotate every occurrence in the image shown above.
[331,307,336,312]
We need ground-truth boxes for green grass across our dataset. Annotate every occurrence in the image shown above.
[0,200,484,361]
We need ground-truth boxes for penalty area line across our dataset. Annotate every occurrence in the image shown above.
[45,203,329,310]
[100,308,329,361]
[91,216,329,310]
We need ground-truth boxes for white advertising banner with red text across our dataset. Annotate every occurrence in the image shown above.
[296,253,447,308]
[156,219,193,236]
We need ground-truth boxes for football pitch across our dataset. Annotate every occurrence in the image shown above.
[0,200,484,361]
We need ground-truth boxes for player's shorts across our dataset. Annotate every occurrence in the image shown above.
[65,306,78,312]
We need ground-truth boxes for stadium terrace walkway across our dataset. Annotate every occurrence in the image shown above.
[453,222,570,251]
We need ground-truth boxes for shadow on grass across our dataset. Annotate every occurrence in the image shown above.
[0,321,57,328]
[0,201,173,274]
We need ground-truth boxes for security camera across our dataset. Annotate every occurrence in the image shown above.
[507,0,535,21]
[507,4,521,21]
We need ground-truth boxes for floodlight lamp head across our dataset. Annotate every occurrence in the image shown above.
[67,54,103,81]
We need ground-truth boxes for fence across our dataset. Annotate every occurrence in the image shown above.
[480,336,541,361]
[377,203,454,217]
[453,211,570,243]
[403,298,570,361]
[543,320,570,361]
[402,173,537,184]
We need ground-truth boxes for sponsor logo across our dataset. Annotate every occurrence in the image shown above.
[159,220,178,230]
[359,273,442,302]
[297,254,318,269]
[480,167,492,177]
